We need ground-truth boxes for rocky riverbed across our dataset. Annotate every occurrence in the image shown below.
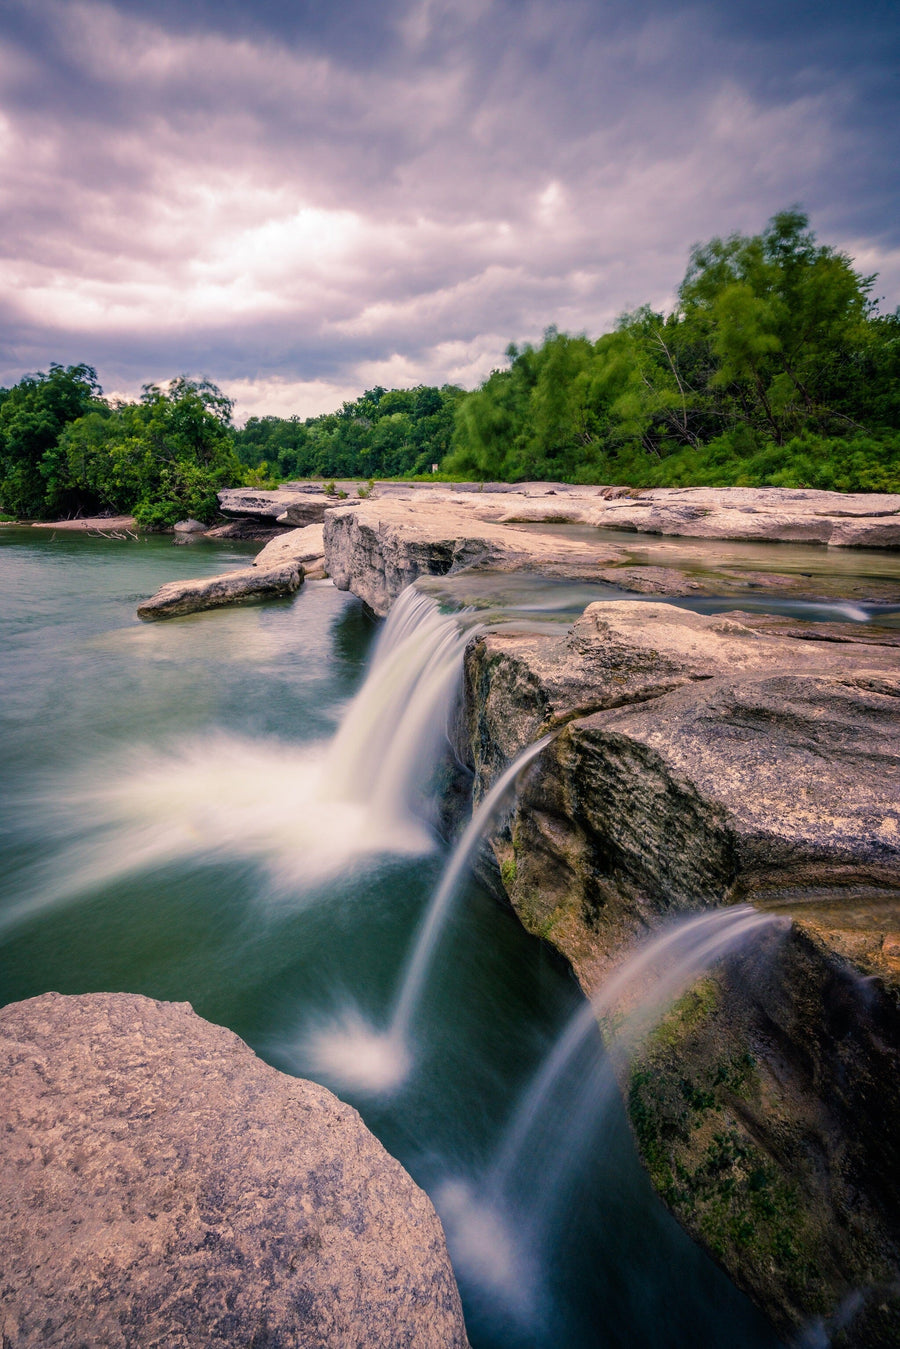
[123,483,900,1340]
[136,482,900,619]
[321,486,900,1346]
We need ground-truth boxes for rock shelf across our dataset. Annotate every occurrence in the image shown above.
[0,992,469,1349]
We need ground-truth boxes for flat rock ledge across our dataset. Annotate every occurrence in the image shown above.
[324,491,900,617]
[137,562,303,620]
[0,992,468,1349]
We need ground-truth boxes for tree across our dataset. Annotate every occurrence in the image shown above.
[44,377,243,527]
[0,364,103,517]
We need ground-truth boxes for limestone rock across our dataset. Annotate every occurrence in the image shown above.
[203,518,291,543]
[463,603,900,976]
[276,500,336,527]
[0,992,469,1349]
[829,516,900,548]
[253,522,325,569]
[584,486,900,548]
[324,500,625,615]
[137,562,302,619]
[323,493,900,616]
[625,916,900,1345]
[217,488,333,524]
[461,601,900,1343]
[173,518,207,533]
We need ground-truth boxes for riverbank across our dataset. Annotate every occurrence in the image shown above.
[125,483,900,620]
[323,488,900,1345]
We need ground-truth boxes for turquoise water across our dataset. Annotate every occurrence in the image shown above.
[0,529,782,1349]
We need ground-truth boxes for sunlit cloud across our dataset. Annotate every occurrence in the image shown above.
[0,0,897,419]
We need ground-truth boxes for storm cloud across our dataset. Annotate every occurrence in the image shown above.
[2,0,898,418]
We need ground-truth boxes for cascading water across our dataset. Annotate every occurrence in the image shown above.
[3,535,797,1349]
[303,734,553,1093]
[4,586,475,933]
[389,734,553,1047]
[435,905,784,1314]
[319,586,476,830]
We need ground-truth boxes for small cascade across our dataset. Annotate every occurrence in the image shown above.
[303,734,552,1094]
[437,905,783,1305]
[10,587,477,930]
[388,734,552,1046]
[319,587,476,831]
[489,905,774,1198]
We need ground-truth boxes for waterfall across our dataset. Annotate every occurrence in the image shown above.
[388,734,552,1047]
[5,586,478,933]
[319,587,475,830]
[489,905,776,1199]
[303,733,553,1094]
[435,905,783,1306]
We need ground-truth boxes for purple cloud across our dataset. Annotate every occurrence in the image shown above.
[1,0,897,419]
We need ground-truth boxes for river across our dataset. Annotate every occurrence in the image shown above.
[0,527,784,1348]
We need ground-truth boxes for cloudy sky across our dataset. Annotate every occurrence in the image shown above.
[2,0,898,421]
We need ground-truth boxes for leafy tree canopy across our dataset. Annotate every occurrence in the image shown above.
[445,210,900,491]
[1,374,243,526]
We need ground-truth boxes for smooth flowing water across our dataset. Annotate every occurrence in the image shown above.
[0,528,783,1349]
[305,733,552,1093]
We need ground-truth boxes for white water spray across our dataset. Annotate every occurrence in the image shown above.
[302,734,552,1094]
[3,588,476,935]
[437,905,783,1305]
[320,587,476,828]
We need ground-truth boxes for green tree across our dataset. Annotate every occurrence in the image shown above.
[45,377,243,527]
[0,364,103,517]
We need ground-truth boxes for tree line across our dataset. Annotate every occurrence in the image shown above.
[1,210,897,525]
[0,372,464,526]
[446,210,900,492]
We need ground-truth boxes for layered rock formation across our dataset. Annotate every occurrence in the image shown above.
[326,492,900,614]
[322,482,900,551]
[464,603,900,961]
[0,992,468,1349]
[217,486,338,526]
[463,606,900,1344]
[324,498,625,616]
[322,493,900,1344]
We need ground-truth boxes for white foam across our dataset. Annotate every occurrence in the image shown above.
[300,1009,411,1095]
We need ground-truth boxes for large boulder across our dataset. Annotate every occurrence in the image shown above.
[137,562,302,619]
[464,603,900,956]
[253,523,325,569]
[0,993,468,1349]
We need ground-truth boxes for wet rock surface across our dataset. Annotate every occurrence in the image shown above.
[324,490,900,613]
[0,992,469,1349]
[625,915,900,1346]
[460,603,900,1344]
[324,499,628,616]
[464,604,900,967]
[137,561,302,619]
